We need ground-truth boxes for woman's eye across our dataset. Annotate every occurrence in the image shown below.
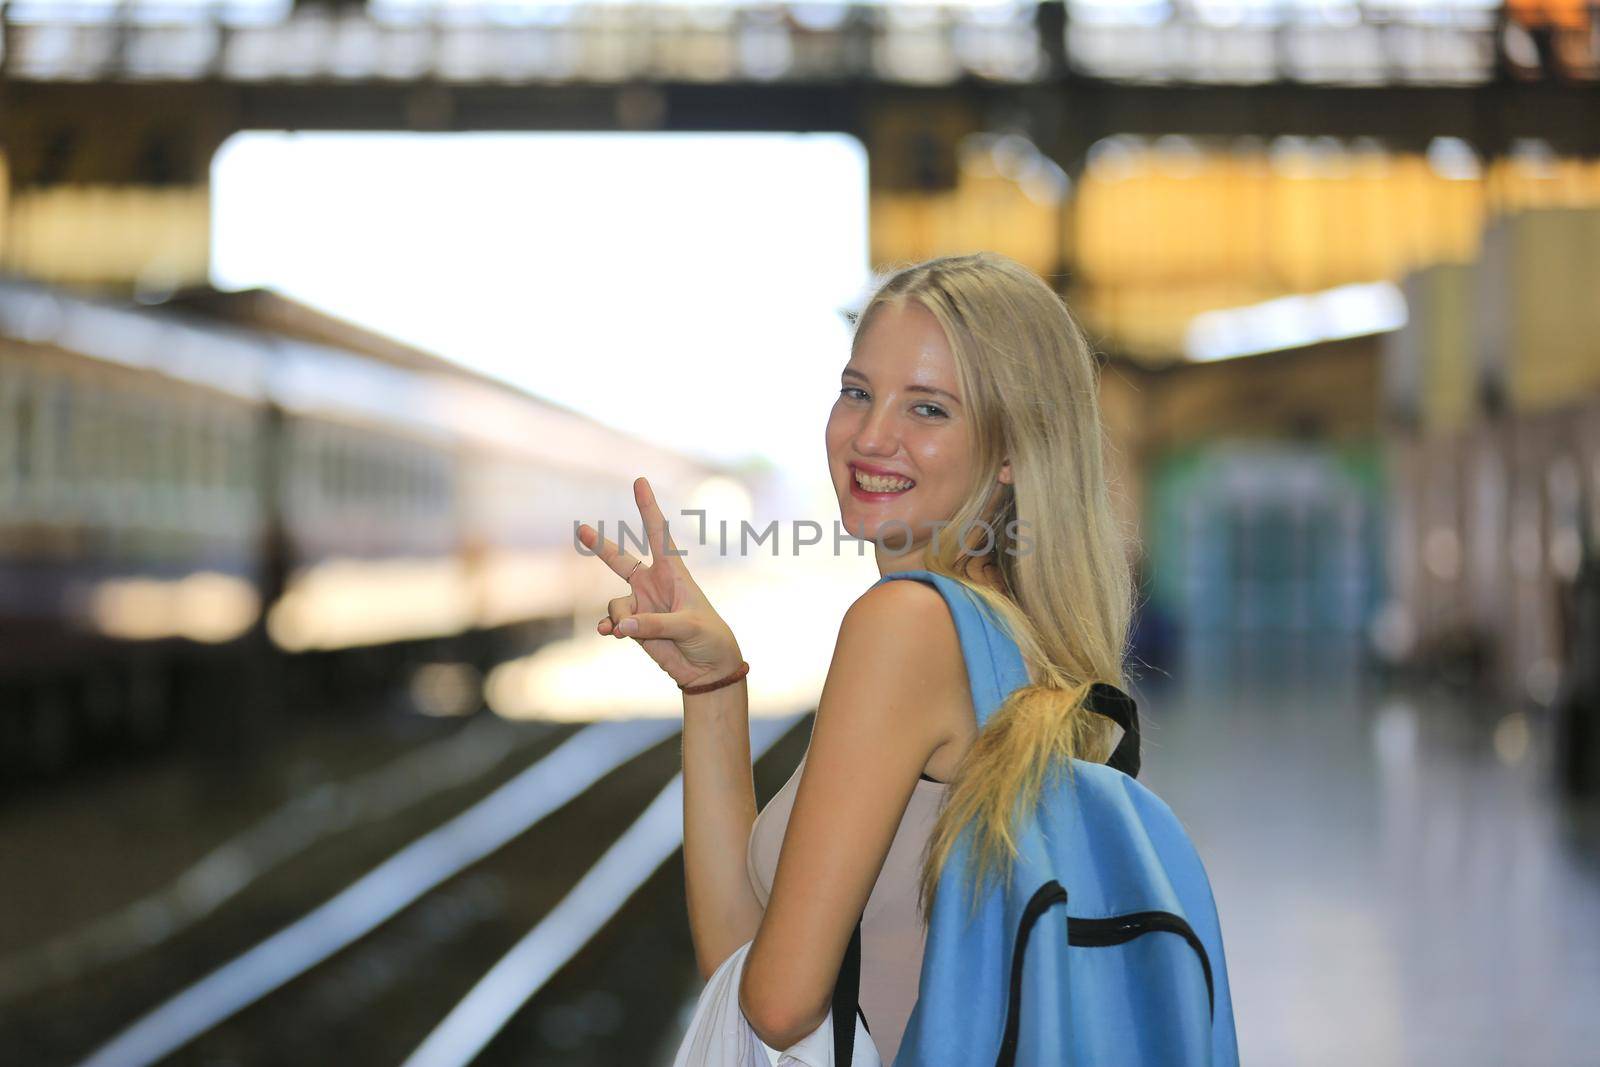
[837,387,944,419]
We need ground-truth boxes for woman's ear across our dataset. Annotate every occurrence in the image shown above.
[999,458,1013,485]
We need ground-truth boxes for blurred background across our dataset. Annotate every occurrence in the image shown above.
[0,1,1598,1064]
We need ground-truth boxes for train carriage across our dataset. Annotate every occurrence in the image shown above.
[0,277,725,780]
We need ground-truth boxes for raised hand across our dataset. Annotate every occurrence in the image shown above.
[577,476,744,690]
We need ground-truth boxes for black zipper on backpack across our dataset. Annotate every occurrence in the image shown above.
[993,880,1067,1067]
[1068,909,1216,1020]
[992,880,1215,1067]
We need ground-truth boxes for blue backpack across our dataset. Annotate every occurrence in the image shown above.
[828,569,1238,1067]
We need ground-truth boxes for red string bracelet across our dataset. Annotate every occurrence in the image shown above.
[680,661,750,695]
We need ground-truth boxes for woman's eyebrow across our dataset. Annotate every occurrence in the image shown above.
[841,368,962,406]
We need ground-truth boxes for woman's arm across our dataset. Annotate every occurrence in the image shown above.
[577,480,760,982]
[737,578,966,1049]
[682,671,766,981]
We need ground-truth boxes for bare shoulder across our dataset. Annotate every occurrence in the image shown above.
[840,577,959,650]
[827,578,974,768]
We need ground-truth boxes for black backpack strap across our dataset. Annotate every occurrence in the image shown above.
[830,917,868,1065]
[1086,682,1140,778]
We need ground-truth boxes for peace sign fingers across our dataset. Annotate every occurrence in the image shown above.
[576,520,646,584]
[633,476,683,568]
[579,476,745,688]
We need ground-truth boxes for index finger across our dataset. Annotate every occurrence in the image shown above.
[577,520,642,581]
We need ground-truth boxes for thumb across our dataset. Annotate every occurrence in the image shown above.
[618,611,697,641]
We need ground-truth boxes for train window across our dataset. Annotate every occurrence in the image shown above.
[63,376,85,504]
[369,443,383,510]
[154,402,171,496]
[49,377,73,504]
[286,424,309,510]
[69,379,94,515]
[115,390,139,496]
[188,404,207,503]
[89,386,106,498]
[311,425,329,503]
[218,412,238,493]
[161,402,180,494]
[175,401,194,520]
[383,446,393,513]
[148,398,166,491]
[174,401,191,495]
[350,441,366,508]
[0,363,14,504]
[234,414,254,494]
[91,384,111,502]
[121,393,142,525]
[340,438,355,505]
[316,430,331,502]
[413,449,429,515]
[350,438,365,506]
[336,436,351,505]
[350,439,364,506]
[397,449,412,514]
[236,415,254,494]
[176,407,192,495]
[194,409,214,494]
[382,445,397,511]
[104,389,123,497]
[19,373,40,495]
[131,395,153,493]
[233,420,253,493]
[144,398,163,493]
[185,407,206,531]
[104,388,124,497]
[327,433,344,504]
[220,412,241,496]
[294,422,315,511]
[370,441,385,507]
[371,443,384,507]
[397,448,411,515]
[176,409,191,496]
[414,452,429,513]
[80,384,102,495]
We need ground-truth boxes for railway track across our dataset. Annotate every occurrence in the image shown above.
[0,704,814,1066]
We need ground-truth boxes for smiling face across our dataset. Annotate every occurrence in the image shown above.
[826,299,1010,572]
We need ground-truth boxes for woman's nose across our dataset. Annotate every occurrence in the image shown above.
[852,404,898,454]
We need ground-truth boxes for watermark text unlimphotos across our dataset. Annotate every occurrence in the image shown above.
[575,511,1034,560]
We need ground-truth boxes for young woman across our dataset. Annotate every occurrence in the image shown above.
[575,251,1134,1064]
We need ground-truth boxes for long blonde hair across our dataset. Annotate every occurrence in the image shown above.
[850,252,1137,924]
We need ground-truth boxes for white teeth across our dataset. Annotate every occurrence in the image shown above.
[854,469,914,492]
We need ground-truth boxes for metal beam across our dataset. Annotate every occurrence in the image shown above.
[1,75,1596,187]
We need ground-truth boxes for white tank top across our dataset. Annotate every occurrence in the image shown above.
[745,752,948,1066]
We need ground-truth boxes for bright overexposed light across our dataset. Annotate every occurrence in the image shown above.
[1185,280,1408,362]
[485,553,869,721]
[267,557,475,651]
[685,475,758,556]
[5,0,289,23]
[211,131,869,506]
[1068,0,1173,26]
[89,572,260,643]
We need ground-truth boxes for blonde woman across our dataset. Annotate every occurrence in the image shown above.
[576,251,1134,1064]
